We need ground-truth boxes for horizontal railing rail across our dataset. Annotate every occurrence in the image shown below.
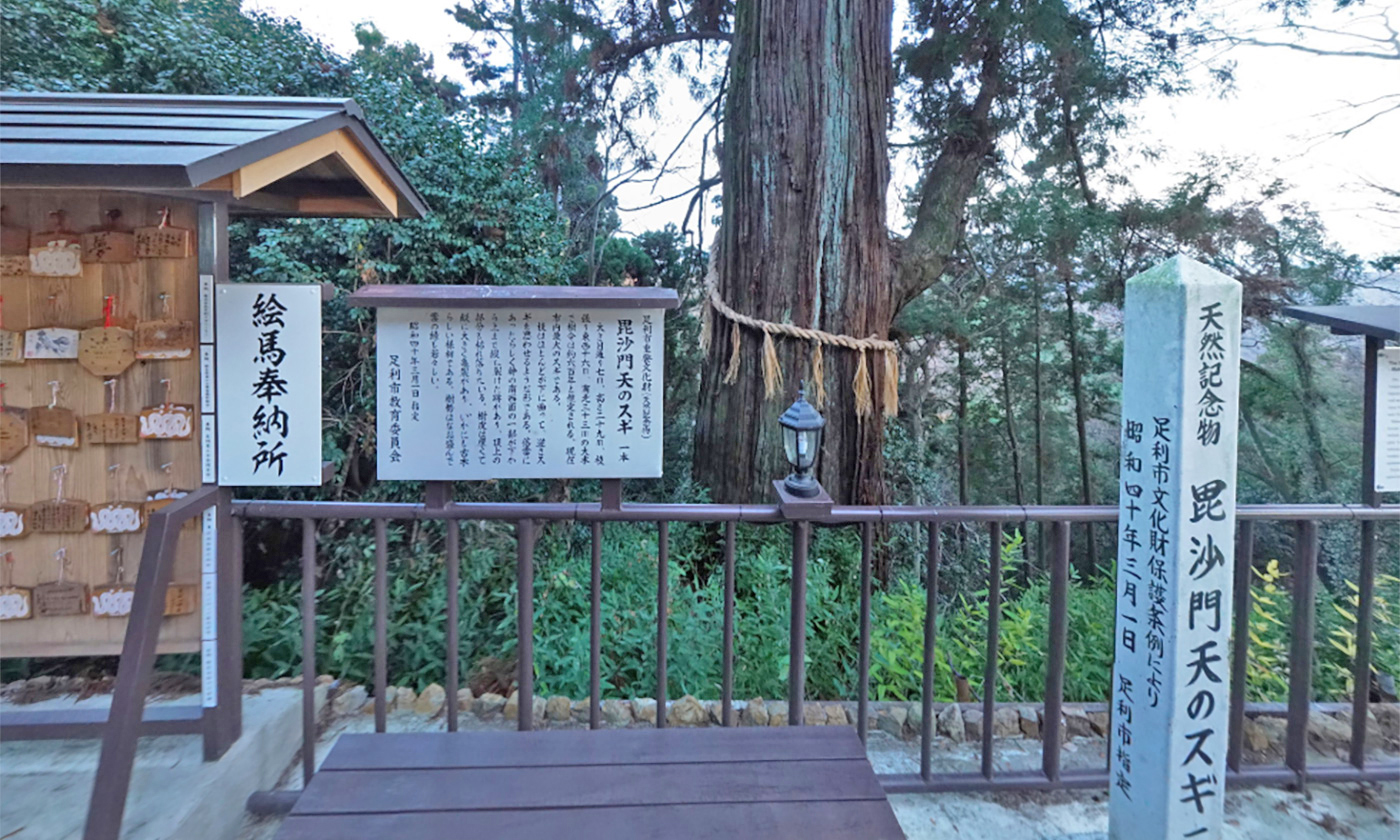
[233,499,1396,523]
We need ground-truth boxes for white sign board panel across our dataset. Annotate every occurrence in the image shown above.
[1110,257,1242,840]
[201,415,216,484]
[201,507,217,574]
[201,573,218,640]
[1376,347,1400,493]
[200,345,216,412]
[201,640,217,707]
[199,274,216,343]
[215,284,323,486]
[376,307,664,480]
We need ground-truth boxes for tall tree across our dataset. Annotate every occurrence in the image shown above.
[694,0,895,503]
[447,0,1197,503]
[694,0,1191,503]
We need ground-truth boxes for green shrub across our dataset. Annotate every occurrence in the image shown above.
[241,524,1397,706]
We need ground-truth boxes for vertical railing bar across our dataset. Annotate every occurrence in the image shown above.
[300,518,316,786]
[589,521,602,730]
[1350,517,1377,769]
[656,521,669,729]
[722,520,737,727]
[1227,520,1255,772]
[921,521,941,782]
[445,520,461,734]
[1354,333,1382,767]
[1285,519,1318,785]
[211,489,242,758]
[858,521,873,745]
[1042,521,1070,782]
[373,519,388,734]
[982,521,1003,780]
[789,521,810,726]
[83,511,181,840]
[517,519,536,731]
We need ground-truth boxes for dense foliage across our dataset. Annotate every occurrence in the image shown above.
[243,524,1399,703]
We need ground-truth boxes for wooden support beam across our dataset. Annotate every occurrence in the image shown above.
[197,129,400,217]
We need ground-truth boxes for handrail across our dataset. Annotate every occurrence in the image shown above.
[232,499,1400,524]
[84,485,222,840]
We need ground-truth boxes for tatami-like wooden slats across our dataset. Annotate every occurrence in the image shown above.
[317,727,865,770]
[277,727,905,839]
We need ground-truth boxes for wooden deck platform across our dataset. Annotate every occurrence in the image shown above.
[276,726,905,839]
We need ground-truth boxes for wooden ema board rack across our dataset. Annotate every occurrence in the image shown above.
[0,191,202,657]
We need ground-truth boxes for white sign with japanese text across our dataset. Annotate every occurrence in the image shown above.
[215,284,323,486]
[1376,347,1400,493]
[1110,256,1242,840]
[375,307,665,480]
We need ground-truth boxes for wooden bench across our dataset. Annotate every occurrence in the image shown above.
[276,726,905,839]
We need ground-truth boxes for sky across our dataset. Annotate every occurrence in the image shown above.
[248,1,1399,260]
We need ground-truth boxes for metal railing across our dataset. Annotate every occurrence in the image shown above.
[87,492,1399,838]
[84,485,228,840]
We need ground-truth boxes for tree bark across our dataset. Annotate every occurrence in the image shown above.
[1061,265,1098,572]
[1284,324,1333,497]
[1033,272,1046,566]
[956,340,970,508]
[999,326,1025,507]
[1241,401,1292,500]
[694,0,894,504]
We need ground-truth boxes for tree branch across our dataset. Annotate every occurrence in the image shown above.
[619,176,721,212]
[893,37,1004,313]
[595,29,732,74]
[1209,34,1397,60]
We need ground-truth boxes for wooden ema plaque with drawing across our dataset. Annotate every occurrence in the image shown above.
[91,548,136,619]
[83,379,140,445]
[91,466,146,535]
[28,399,80,449]
[0,404,27,462]
[0,192,205,658]
[79,298,136,377]
[81,211,137,265]
[0,210,29,278]
[0,553,33,622]
[0,296,20,364]
[134,318,195,361]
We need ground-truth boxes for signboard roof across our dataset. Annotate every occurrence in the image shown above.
[347,284,680,310]
[1282,305,1399,341]
[0,92,426,219]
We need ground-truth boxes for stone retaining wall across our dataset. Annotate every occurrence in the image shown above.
[6,675,1394,759]
[318,680,1400,758]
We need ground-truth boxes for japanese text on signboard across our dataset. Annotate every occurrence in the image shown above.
[375,307,664,480]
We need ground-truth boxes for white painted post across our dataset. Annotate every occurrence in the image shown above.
[1110,256,1242,840]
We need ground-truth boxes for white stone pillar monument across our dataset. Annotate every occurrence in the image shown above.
[1109,256,1242,840]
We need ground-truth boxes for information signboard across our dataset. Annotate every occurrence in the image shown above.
[374,305,666,481]
[215,283,323,486]
[1376,347,1400,493]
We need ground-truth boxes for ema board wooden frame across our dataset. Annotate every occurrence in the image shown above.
[0,190,204,658]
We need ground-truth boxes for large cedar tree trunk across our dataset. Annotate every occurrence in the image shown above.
[694,0,894,504]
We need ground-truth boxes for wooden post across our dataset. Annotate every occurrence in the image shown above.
[200,201,241,760]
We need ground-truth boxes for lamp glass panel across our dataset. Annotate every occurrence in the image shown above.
[795,429,819,470]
